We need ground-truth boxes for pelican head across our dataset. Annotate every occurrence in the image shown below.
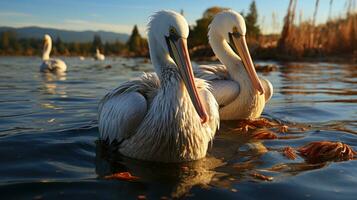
[43,34,51,48]
[44,34,51,42]
[148,10,208,123]
[209,10,264,94]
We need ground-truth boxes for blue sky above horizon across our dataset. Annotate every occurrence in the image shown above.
[0,0,352,36]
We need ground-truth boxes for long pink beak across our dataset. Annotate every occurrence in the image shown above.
[232,36,265,95]
[167,37,208,124]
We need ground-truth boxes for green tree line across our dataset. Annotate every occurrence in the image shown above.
[0,25,148,57]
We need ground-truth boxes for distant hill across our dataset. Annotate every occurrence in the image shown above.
[0,26,129,43]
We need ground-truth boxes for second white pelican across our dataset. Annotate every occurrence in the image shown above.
[98,10,219,163]
[94,48,105,60]
[195,10,273,120]
[40,34,67,73]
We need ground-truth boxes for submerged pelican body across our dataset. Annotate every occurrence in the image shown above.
[195,10,273,120]
[98,10,219,163]
[40,34,67,73]
[94,48,105,60]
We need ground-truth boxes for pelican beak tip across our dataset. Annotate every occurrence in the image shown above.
[259,88,265,95]
[200,115,208,124]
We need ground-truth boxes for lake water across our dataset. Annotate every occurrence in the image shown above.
[0,56,356,199]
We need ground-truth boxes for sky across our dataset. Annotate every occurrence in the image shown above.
[0,0,352,36]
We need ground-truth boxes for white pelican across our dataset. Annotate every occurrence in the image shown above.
[194,10,273,120]
[94,48,105,60]
[98,10,219,162]
[40,34,67,73]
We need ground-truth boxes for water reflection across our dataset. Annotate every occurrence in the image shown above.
[95,141,222,198]
[94,122,317,198]
[40,72,67,96]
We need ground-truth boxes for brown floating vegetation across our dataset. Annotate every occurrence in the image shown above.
[251,129,278,140]
[104,172,139,181]
[278,125,289,133]
[249,172,274,181]
[282,146,298,160]
[298,141,357,163]
[231,118,281,134]
[231,118,308,140]
[236,118,278,129]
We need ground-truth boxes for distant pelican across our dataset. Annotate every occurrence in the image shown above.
[98,10,219,162]
[40,34,67,73]
[94,48,105,60]
[195,10,273,120]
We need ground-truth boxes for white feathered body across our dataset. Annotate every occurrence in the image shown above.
[40,59,67,73]
[94,54,105,61]
[98,72,219,162]
[40,34,67,73]
[194,10,273,120]
[194,64,272,120]
[94,49,105,60]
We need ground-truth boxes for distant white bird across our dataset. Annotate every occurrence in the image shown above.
[40,34,67,73]
[94,48,105,60]
[194,10,273,120]
[98,10,219,162]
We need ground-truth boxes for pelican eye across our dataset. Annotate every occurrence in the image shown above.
[168,26,180,41]
[233,26,239,33]
[169,26,177,35]
[230,26,243,38]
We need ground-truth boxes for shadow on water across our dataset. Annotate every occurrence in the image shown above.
[0,57,356,199]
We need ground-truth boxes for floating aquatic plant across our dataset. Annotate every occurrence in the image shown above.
[278,125,289,133]
[282,146,297,160]
[249,172,273,181]
[235,118,305,132]
[104,172,139,181]
[251,129,278,139]
[298,141,356,163]
[232,118,280,133]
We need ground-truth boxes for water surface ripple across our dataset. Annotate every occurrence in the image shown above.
[0,57,356,199]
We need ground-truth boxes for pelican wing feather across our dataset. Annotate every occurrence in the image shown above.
[194,64,230,81]
[98,73,160,143]
[194,64,240,107]
[210,80,240,107]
